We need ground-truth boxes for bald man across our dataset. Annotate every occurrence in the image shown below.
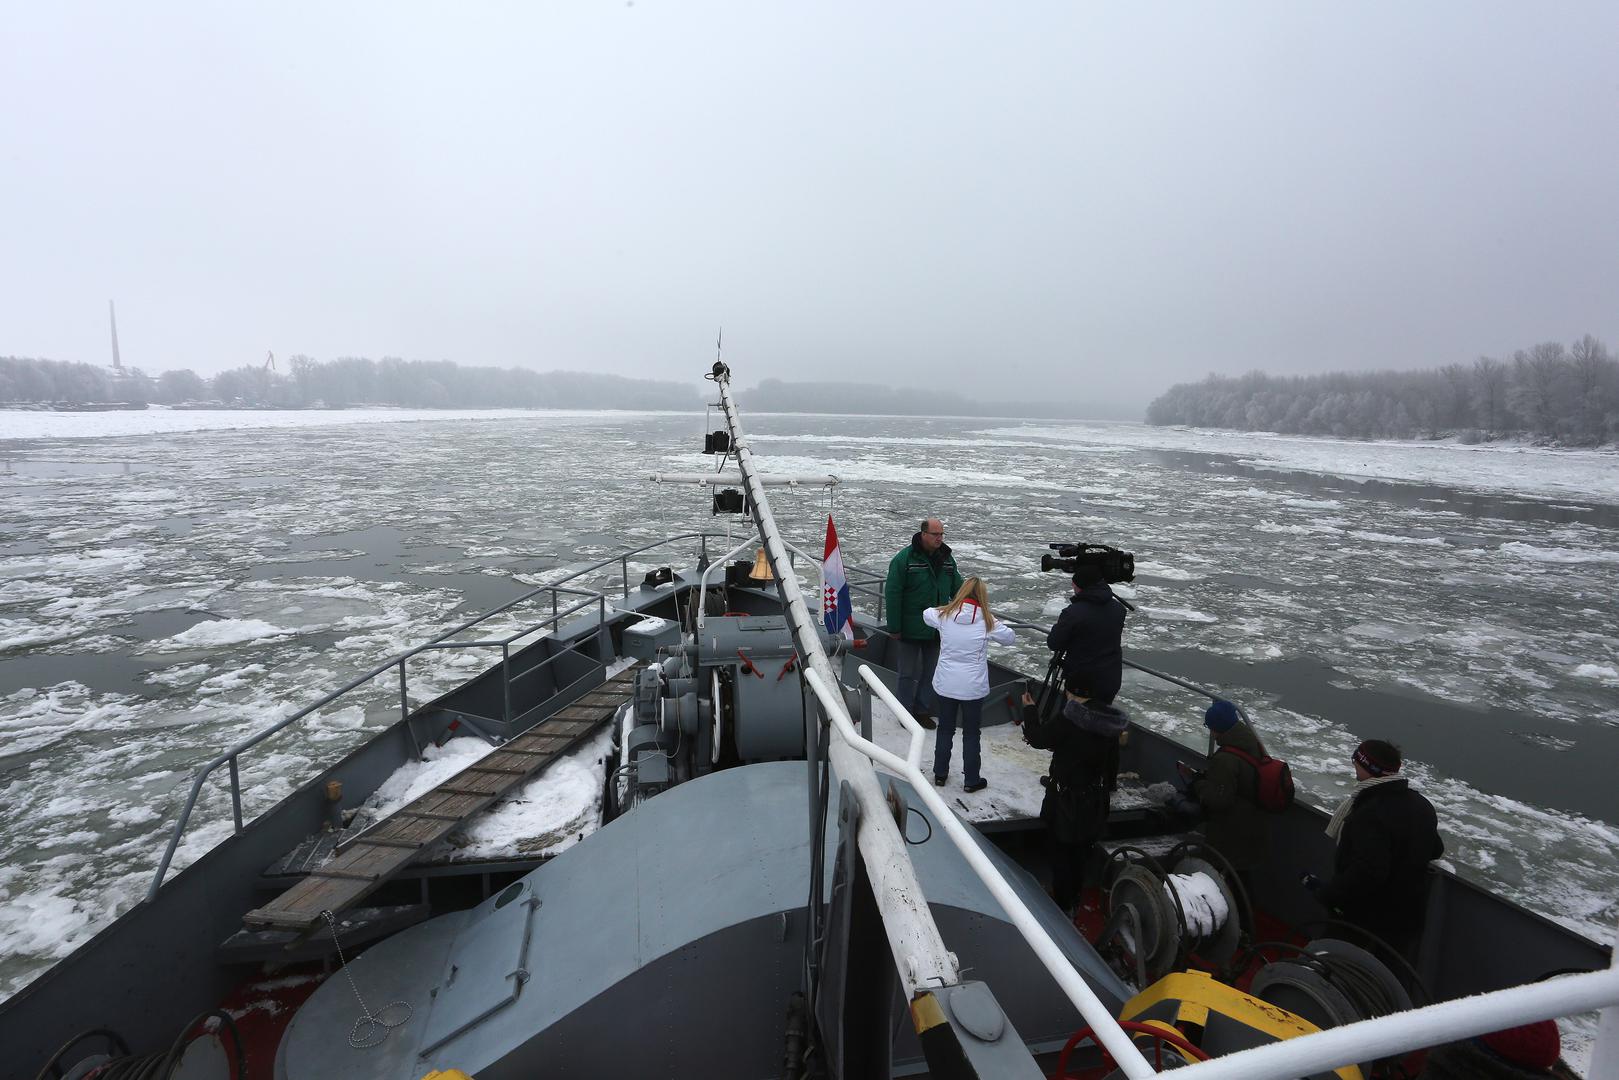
[883,517,965,728]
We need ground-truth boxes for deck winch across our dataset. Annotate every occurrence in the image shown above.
[609,613,850,814]
[1094,844,1420,1078]
[1100,846,1244,984]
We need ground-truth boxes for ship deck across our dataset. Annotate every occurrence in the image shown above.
[865,697,1164,828]
[267,674,1168,882]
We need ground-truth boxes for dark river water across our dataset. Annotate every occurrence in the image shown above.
[1,409,1616,1007]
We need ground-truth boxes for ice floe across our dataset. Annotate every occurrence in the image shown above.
[159,618,297,650]
[1499,542,1619,565]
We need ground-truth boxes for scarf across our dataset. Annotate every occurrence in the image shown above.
[1325,775,1404,842]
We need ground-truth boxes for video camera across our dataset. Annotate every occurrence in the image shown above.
[1040,542,1135,584]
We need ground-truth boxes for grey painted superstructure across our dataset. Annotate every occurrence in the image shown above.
[276,759,1131,1078]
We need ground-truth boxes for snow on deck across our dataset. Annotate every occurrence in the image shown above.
[865,696,1046,822]
[345,657,641,863]
[863,696,1168,825]
[342,724,616,864]
[346,656,1176,863]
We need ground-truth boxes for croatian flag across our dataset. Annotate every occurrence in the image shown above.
[822,514,857,641]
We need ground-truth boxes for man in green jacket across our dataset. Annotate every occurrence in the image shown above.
[884,517,965,728]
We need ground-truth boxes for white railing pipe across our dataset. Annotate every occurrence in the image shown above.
[694,537,824,630]
[694,538,754,630]
[651,471,840,487]
[712,367,962,998]
[862,675,928,772]
[1175,966,1619,1079]
[807,666,1157,1079]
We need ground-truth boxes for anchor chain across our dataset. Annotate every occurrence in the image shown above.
[322,909,413,1048]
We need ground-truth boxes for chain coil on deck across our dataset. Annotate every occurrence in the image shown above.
[322,909,413,1049]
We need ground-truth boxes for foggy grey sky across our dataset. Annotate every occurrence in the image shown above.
[3,2,1616,410]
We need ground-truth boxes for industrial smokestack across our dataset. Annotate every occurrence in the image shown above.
[108,299,123,372]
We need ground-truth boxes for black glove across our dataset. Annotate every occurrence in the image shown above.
[1168,794,1202,819]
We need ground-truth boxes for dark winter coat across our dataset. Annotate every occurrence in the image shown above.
[1320,778,1444,942]
[1022,698,1120,846]
[1189,720,1271,873]
[884,535,965,642]
[1046,584,1126,703]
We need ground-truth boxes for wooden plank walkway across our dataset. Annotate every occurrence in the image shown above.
[243,667,638,933]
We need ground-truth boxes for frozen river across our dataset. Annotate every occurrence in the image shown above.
[2,406,1616,1004]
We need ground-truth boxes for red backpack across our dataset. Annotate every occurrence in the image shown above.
[1218,746,1296,813]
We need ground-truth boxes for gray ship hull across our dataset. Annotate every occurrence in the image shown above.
[2,569,1610,1077]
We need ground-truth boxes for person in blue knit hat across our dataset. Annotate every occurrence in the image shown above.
[1183,698,1270,883]
[1204,699,1240,734]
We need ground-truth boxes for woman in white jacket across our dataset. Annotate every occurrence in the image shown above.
[923,577,1016,792]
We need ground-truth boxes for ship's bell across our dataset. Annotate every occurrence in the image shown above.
[748,549,774,581]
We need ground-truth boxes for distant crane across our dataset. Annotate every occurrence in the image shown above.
[108,300,124,372]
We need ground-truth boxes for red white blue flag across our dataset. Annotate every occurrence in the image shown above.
[822,514,856,641]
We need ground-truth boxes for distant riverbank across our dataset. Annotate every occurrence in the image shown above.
[0,406,699,443]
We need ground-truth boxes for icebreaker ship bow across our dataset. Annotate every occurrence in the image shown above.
[6,359,1617,1080]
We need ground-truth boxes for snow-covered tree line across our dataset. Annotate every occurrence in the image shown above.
[0,355,704,411]
[1145,335,1618,445]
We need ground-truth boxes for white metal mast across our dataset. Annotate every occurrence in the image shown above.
[710,362,959,993]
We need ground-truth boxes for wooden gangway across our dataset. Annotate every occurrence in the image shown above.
[243,667,638,933]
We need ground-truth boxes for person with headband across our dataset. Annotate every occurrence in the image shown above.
[1302,739,1444,958]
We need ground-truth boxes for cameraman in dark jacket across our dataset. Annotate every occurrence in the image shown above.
[1021,689,1124,914]
[1027,564,1131,912]
[1046,566,1127,703]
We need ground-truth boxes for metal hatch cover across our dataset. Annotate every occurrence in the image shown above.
[418,883,543,1057]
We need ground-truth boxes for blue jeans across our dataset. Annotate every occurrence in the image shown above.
[933,695,984,784]
[895,638,939,715]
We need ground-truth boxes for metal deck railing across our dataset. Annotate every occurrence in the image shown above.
[147,531,732,899]
[804,664,1160,1076]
